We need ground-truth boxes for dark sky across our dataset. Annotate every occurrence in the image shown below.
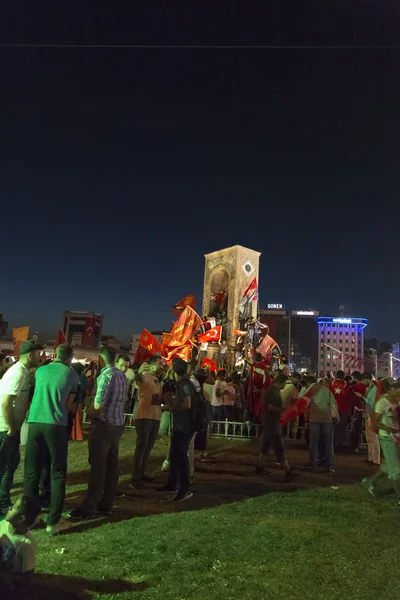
[1,3,400,342]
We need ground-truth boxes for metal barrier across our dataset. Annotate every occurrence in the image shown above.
[83,412,366,447]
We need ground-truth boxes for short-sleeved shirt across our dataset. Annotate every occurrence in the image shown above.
[136,373,162,421]
[0,521,36,573]
[28,362,79,426]
[263,385,283,433]
[375,395,399,439]
[172,377,195,434]
[0,361,31,431]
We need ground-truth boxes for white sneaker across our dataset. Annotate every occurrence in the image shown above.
[161,460,170,472]
[46,516,70,535]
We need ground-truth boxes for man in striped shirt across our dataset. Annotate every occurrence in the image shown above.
[69,345,127,519]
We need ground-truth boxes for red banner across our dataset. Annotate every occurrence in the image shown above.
[168,306,202,348]
[172,294,196,318]
[198,326,222,344]
[82,317,97,347]
[201,357,217,372]
[164,343,192,365]
[134,329,162,364]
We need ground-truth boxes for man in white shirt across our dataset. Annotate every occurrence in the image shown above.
[0,342,42,514]
[211,370,232,420]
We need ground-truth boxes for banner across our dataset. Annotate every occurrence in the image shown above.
[172,294,196,318]
[164,343,192,365]
[134,329,162,364]
[197,326,222,344]
[168,306,202,348]
[13,326,30,357]
[257,334,278,362]
[201,357,217,372]
[82,316,97,347]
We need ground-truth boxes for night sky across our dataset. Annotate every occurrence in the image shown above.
[1,4,399,343]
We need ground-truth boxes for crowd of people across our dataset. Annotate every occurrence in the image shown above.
[1,342,400,592]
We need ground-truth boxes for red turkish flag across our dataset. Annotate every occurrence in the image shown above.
[82,317,97,347]
[197,326,222,344]
[55,328,67,349]
[243,277,257,298]
[329,379,352,413]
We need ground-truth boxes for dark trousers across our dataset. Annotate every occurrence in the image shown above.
[350,411,363,450]
[132,418,160,482]
[334,413,349,450]
[309,422,334,470]
[81,420,124,513]
[0,431,21,510]
[24,423,68,526]
[166,430,193,494]
[212,405,225,421]
[39,449,52,501]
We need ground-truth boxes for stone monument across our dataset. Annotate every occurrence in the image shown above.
[202,245,261,364]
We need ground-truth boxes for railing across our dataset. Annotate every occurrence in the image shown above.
[83,412,366,447]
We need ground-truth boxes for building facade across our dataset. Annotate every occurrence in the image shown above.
[63,311,104,348]
[258,305,290,359]
[318,316,367,375]
[290,310,319,373]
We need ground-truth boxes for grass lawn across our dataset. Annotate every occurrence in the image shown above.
[10,431,399,600]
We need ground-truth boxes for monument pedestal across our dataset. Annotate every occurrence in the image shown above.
[202,245,261,360]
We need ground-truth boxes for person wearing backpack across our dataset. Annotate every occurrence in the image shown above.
[158,359,196,502]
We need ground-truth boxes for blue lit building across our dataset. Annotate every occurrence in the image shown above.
[318,316,367,375]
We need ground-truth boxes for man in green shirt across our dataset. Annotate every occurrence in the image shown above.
[23,344,79,535]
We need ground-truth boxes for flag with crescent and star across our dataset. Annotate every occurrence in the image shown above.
[197,326,222,344]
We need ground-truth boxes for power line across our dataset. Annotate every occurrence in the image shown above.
[0,43,399,49]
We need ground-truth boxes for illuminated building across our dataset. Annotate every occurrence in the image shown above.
[318,316,367,375]
[63,310,104,348]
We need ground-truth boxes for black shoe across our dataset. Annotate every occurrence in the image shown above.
[129,482,144,491]
[173,491,193,503]
[96,508,112,517]
[157,485,178,493]
[141,475,155,483]
[284,472,297,483]
[115,491,126,499]
[255,466,271,476]
[68,507,96,520]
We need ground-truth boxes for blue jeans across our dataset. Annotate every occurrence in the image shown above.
[309,422,334,470]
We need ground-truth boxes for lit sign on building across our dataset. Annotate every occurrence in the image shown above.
[318,317,368,329]
[292,310,318,316]
[267,303,284,309]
